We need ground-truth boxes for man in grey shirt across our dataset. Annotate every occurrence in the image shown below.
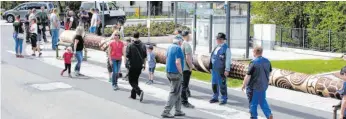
[241,46,273,119]
[180,30,195,108]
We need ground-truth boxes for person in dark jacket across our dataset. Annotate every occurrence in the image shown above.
[241,46,273,119]
[37,6,48,42]
[25,9,32,43]
[126,31,147,102]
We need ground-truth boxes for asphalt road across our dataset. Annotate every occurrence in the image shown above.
[1,24,333,119]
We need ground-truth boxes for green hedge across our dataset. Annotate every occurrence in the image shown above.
[104,21,190,37]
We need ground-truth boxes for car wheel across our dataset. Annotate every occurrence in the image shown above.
[7,15,14,23]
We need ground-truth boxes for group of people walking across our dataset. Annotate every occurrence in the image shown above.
[13,6,275,119]
[161,29,274,119]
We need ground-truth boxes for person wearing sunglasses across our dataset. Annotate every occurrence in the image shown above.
[108,31,124,90]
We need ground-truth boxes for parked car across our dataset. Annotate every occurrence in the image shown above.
[80,1,126,25]
[2,2,54,23]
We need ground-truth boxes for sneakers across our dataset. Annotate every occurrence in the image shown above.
[139,91,144,102]
[19,55,24,58]
[174,111,186,116]
[219,101,227,105]
[183,103,195,108]
[146,80,153,85]
[68,74,72,78]
[31,54,36,56]
[161,113,174,118]
[112,85,119,90]
[38,52,42,57]
[108,78,112,82]
[209,99,219,103]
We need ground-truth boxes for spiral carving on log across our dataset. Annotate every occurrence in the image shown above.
[59,31,344,100]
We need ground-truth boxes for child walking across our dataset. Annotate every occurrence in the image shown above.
[61,47,73,77]
[146,45,156,85]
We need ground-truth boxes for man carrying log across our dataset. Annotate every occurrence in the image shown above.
[209,33,231,105]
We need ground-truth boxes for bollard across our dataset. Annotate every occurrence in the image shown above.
[56,44,59,59]
[333,101,341,119]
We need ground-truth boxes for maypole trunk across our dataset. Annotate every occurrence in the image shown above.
[59,30,343,100]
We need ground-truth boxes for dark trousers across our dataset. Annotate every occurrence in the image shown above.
[182,70,191,104]
[63,63,71,74]
[128,69,142,98]
[96,23,102,36]
[25,23,30,42]
[38,24,47,42]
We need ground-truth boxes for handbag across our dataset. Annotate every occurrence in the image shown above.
[16,22,24,40]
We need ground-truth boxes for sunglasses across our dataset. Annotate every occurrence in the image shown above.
[114,34,120,37]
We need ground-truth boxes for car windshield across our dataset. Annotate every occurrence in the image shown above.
[82,3,95,11]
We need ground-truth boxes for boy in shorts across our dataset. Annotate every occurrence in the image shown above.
[146,45,156,85]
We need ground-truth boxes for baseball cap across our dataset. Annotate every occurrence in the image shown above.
[341,66,346,75]
[216,33,226,40]
[182,30,189,37]
[148,45,154,49]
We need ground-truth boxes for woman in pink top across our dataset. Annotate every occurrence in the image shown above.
[108,30,124,90]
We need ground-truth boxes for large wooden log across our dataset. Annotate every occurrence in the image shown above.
[60,30,343,100]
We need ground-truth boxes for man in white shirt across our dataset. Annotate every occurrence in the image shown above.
[89,8,98,33]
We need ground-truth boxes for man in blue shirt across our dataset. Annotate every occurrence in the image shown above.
[161,37,186,118]
[242,46,273,119]
[209,33,231,105]
[338,66,346,119]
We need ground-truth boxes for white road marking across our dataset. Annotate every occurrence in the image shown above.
[31,82,72,91]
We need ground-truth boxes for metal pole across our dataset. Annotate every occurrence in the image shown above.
[280,27,283,47]
[329,30,332,51]
[302,28,305,48]
[174,2,178,28]
[148,1,151,43]
[102,1,105,36]
[245,2,250,58]
[226,1,231,47]
[193,2,197,53]
[184,10,187,25]
[209,3,213,53]
[94,1,97,9]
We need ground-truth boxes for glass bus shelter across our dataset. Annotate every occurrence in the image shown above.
[174,1,250,59]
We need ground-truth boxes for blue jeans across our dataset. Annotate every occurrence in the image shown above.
[51,29,59,50]
[74,51,83,73]
[211,69,228,102]
[246,88,272,119]
[13,33,23,54]
[111,59,122,86]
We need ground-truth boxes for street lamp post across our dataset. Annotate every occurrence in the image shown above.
[148,2,151,43]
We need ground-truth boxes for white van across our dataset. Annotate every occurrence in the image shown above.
[80,1,126,25]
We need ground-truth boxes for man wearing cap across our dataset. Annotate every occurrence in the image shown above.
[338,66,346,119]
[161,37,186,118]
[209,32,231,105]
[180,30,195,108]
[241,46,273,119]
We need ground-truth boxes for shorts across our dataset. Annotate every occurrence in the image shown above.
[89,26,96,33]
[107,60,113,73]
[149,67,155,73]
[30,33,37,48]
